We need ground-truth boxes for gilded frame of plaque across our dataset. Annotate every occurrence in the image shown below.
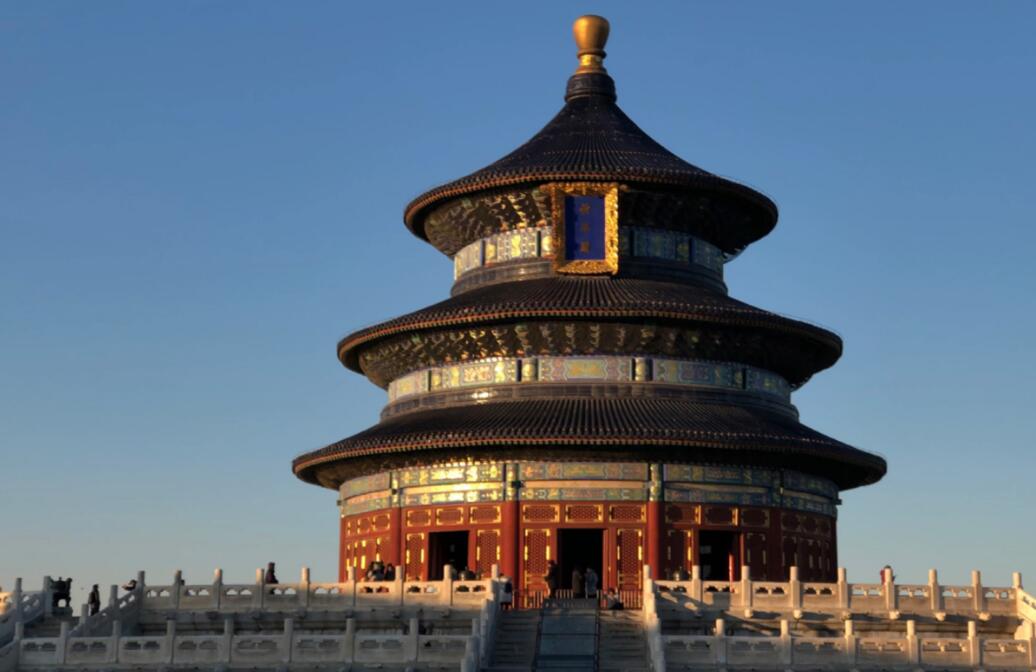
[546,182,620,275]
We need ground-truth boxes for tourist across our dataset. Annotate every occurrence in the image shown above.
[121,578,138,593]
[383,563,396,581]
[673,566,689,581]
[87,585,101,616]
[604,588,624,610]
[264,562,279,585]
[460,566,476,580]
[544,560,559,603]
[585,567,598,599]
[498,574,513,609]
[572,565,585,598]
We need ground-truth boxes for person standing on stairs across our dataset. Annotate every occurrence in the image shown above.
[87,585,100,616]
[585,566,598,600]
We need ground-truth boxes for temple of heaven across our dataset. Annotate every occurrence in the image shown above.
[292,15,886,604]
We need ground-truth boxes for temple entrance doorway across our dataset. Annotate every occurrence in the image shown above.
[558,528,603,596]
[428,531,468,580]
[699,530,740,581]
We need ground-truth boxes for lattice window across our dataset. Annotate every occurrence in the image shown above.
[782,535,799,571]
[436,507,464,525]
[476,529,500,577]
[523,529,550,587]
[470,505,500,524]
[745,533,768,577]
[406,509,432,527]
[405,533,425,580]
[741,508,769,528]
[616,529,643,590]
[522,504,558,523]
[704,506,735,525]
[566,504,602,522]
[609,505,644,522]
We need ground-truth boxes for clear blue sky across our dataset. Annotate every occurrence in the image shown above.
[2,2,1034,600]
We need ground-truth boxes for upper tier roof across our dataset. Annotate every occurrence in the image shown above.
[403,19,778,252]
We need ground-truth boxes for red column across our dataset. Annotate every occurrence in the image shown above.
[646,500,663,580]
[387,507,403,566]
[500,500,519,580]
[338,516,348,582]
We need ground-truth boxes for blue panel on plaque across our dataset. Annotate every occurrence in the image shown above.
[564,195,606,260]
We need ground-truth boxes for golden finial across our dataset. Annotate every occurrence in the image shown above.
[572,15,610,74]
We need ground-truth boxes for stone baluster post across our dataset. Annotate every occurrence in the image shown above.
[843,619,857,667]
[12,578,22,620]
[346,566,357,609]
[928,569,943,614]
[110,619,121,664]
[443,565,454,605]
[57,620,69,664]
[43,576,53,618]
[836,567,849,613]
[213,568,223,610]
[136,570,146,593]
[172,570,182,610]
[967,620,980,668]
[713,618,726,666]
[395,571,404,606]
[1020,619,1036,669]
[300,566,311,609]
[254,568,264,609]
[406,616,419,662]
[108,585,118,609]
[690,565,703,605]
[779,619,792,667]
[883,567,896,613]
[491,563,500,579]
[79,604,89,633]
[342,617,356,664]
[740,565,753,616]
[222,617,234,664]
[789,566,803,618]
[163,619,175,665]
[282,617,294,664]
[971,570,986,613]
[906,619,919,667]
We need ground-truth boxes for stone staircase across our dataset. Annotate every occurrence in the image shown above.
[484,609,541,671]
[21,612,77,639]
[535,607,597,671]
[598,610,649,671]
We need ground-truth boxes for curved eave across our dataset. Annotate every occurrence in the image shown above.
[404,170,778,247]
[335,278,843,384]
[293,398,885,491]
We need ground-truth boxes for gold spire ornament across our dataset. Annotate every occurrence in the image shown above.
[572,15,610,74]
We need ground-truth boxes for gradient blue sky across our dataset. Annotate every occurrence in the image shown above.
[2,2,1034,600]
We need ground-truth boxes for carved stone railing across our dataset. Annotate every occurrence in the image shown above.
[654,566,1029,623]
[0,580,46,648]
[138,566,495,614]
[641,565,666,672]
[4,564,502,670]
[663,617,1036,670]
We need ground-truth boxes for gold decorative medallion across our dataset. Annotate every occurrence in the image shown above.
[546,182,619,275]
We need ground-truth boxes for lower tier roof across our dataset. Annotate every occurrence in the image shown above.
[293,396,885,491]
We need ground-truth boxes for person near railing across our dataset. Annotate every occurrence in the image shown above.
[585,567,599,599]
[120,578,137,594]
[572,566,585,598]
[499,574,514,610]
[544,561,559,603]
[264,562,279,585]
[87,585,100,616]
[383,563,396,581]
[672,566,689,581]
[459,567,476,580]
[604,588,624,610]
